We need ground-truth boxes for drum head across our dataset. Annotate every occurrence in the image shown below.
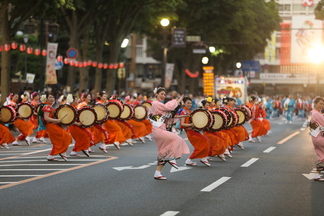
[56,106,76,125]
[120,104,133,120]
[142,102,152,110]
[93,104,107,123]
[79,109,97,127]
[107,103,121,119]
[191,110,210,129]
[134,105,147,121]
[0,106,15,123]
[17,103,33,119]
[235,109,245,125]
[211,112,225,131]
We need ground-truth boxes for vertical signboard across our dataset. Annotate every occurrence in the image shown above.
[202,66,214,97]
[45,43,58,84]
[172,28,186,48]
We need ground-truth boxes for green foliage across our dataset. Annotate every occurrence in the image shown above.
[315,0,324,20]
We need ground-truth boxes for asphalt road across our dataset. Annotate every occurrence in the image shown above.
[0,117,323,216]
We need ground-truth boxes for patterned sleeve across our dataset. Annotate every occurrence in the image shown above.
[42,105,52,113]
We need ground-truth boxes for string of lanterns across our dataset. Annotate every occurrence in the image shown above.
[0,42,124,69]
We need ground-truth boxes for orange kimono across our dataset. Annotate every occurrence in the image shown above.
[67,104,91,152]
[246,102,267,138]
[203,131,227,156]
[181,107,210,159]
[116,120,134,141]
[127,119,147,139]
[0,124,15,144]
[9,101,34,140]
[43,103,72,155]
[102,119,125,144]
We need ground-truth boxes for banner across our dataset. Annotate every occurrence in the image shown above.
[164,63,174,89]
[264,32,276,63]
[291,16,322,63]
[45,43,58,84]
[215,76,248,104]
[26,73,35,83]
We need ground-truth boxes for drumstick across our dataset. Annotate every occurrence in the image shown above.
[60,114,68,120]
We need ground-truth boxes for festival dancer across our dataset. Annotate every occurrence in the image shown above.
[39,93,72,161]
[308,97,324,181]
[180,98,211,167]
[67,94,91,157]
[200,99,228,161]
[246,96,267,142]
[149,87,190,180]
[8,93,33,146]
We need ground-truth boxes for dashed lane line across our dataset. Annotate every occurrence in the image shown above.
[277,132,300,144]
[160,211,180,216]
[263,147,276,153]
[241,158,259,167]
[201,177,231,192]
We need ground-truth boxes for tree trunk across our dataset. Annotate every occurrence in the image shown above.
[1,4,11,99]
[94,44,103,93]
[106,43,121,95]
[78,29,90,92]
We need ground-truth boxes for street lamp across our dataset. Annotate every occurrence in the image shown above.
[160,18,170,87]
[202,57,209,64]
[23,35,29,79]
[308,45,324,96]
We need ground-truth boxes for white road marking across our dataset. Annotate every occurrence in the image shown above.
[0,159,102,163]
[263,147,276,153]
[0,175,43,177]
[0,169,64,171]
[0,164,85,166]
[0,182,18,184]
[241,158,259,167]
[303,168,321,180]
[113,162,156,171]
[201,177,231,192]
[277,132,300,144]
[160,211,180,216]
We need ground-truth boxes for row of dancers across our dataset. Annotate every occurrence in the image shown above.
[0,91,153,161]
[149,87,271,180]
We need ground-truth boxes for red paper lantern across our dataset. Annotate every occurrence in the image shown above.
[119,62,124,68]
[4,44,11,51]
[11,42,18,49]
[114,63,118,69]
[26,47,33,54]
[70,61,75,66]
[109,64,114,69]
[87,60,92,66]
[83,61,87,67]
[57,55,63,62]
[103,63,108,69]
[0,45,3,52]
[98,63,103,68]
[34,48,41,56]
[79,62,84,67]
[64,58,69,64]
[41,49,47,56]
[92,61,97,67]
[19,44,26,52]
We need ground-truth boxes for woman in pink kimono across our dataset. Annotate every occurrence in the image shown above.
[309,97,324,181]
[149,87,190,180]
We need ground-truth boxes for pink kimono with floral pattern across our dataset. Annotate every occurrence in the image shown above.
[149,100,190,164]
